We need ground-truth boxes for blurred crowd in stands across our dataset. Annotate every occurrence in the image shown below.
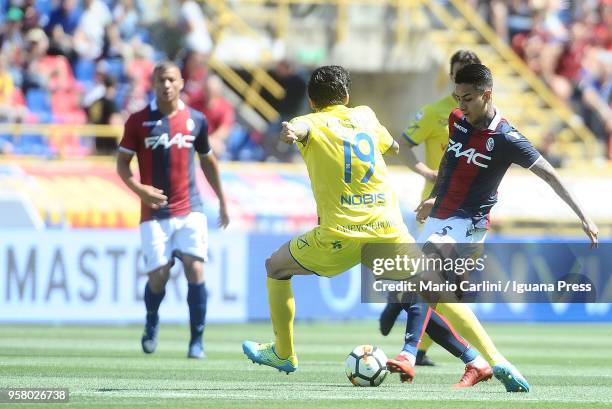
[476,0,612,151]
[0,0,309,160]
[1,0,609,160]
[1,0,159,155]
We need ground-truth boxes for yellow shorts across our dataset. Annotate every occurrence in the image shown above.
[288,226,419,279]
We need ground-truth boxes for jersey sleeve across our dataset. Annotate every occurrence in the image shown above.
[118,114,140,154]
[194,114,212,154]
[402,106,432,146]
[448,108,463,137]
[504,129,541,168]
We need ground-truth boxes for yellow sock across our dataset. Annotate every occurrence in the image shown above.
[267,277,296,359]
[434,303,506,366]
[418,333,433,352]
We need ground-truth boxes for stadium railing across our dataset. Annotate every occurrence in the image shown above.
[202,0,286,122]
[225,0,601,161]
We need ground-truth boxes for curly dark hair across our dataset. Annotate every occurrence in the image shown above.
[454,63,493,93]
[307,65,351,109]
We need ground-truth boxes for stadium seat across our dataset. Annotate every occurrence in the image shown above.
[26,88,51,113]
[34,0,53,16]
[114,82,130,109]
[137,30,153,45]
[74,59,97,82]
[0,0,7,22]
[17,134,50,156]
[105,59,125,82]
[26,89,53,123]
[0,134,13,152]
[153,50,168,63]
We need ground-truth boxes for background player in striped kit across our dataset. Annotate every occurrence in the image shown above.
[404,63,598,391]
[117,61,229,359]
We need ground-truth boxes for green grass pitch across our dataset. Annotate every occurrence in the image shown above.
[1,322,611,408]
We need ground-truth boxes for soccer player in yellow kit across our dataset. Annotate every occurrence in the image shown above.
[403,50,482,200]
[242,65,416,373]
[241,66,526,391]
[380,51,482,367]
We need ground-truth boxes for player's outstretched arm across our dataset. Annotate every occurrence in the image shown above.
[116,150,168,209]
[402,144,436,180]
[428,152,449,200]
[529,157,598,247]
[415,153,450,222]
[199,152,229,228]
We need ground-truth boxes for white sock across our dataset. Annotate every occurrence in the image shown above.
[467,355,489,369]
[399,351,416,367]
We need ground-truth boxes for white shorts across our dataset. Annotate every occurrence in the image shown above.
[139,212,208,273]
[417,216,487,259]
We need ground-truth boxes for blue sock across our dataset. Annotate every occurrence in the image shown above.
[401,303,429,356]
[425,310,475,362]
[144,282,165,327]
[459,348,479,364]
[187,282,207,345]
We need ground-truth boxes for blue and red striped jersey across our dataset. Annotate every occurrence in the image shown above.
[119,99,211,222]
[431,108,541,226]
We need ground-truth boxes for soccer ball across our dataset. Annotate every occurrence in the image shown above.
[344,345,388,387]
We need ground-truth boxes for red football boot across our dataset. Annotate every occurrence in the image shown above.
[453,363,493,387]
[386,354,415,383]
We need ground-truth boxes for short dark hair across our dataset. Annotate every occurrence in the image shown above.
[103,74,117,88]
[454,64,493,93]
[307,65,351,109]
[449,50,481,74]
[153,60,181,81]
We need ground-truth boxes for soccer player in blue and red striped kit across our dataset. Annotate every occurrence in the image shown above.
[388,63,598,392]
[116,61,229,359]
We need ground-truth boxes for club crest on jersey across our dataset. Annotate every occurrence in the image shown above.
[486,137,495,151]
[145,132,195,149]
[186,118,195,132]
[447,138,491,168]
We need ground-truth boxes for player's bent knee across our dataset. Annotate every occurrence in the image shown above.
[265,257,281,279]
[185,269,204,284]
[265,256,293,280]
[265,257,273,276]
[148,265,171,292]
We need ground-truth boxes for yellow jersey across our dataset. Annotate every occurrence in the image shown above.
[292,105,405,239]
[402,94,456,199]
